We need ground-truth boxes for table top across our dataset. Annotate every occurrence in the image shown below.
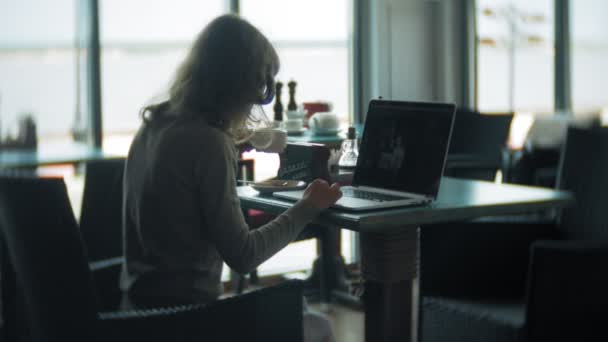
[0,142,120,169]
[286,124,363,146]
[287,130,347,145]
[237,177,573,232]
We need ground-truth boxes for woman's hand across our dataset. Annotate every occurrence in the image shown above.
[301,179,342,210]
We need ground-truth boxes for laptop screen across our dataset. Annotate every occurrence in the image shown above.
[353,100,456,199]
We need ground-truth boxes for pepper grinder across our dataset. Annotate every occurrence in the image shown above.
[287,80,298,111]
[273,81,284,124]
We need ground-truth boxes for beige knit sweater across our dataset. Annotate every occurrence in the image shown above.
[120,116,319,304]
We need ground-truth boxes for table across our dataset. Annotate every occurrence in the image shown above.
[0,142,119,169]
[237,177,572,342]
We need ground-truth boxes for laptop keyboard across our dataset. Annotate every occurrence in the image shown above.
[341,188,408,202]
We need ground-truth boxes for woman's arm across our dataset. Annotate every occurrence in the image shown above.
[198,135,319,274]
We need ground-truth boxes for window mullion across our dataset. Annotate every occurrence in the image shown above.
[87,0,103,148]
[230,0,239,14]
[555,0,572,114]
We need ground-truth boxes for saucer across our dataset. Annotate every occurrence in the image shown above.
[311,128,341,136]
[251,179,307,194]
[286,128,307,136]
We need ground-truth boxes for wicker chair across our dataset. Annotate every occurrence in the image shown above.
[80,158,126,262]
[79,158,260,295]
[0,176,303,342]
[444,109,513,181]
[420,127,608,342]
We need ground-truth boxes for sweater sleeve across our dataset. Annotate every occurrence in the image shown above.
[197,133,320,274]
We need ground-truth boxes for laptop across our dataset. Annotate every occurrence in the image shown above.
[273,99,456,211]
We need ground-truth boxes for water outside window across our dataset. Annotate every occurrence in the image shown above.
[241,0,351,127]
[100,0,227,154]
[0,0,81,146]
[571,0,608,118]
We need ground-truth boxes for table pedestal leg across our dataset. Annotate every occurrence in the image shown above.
[304,226,350,303]
[364,280,414,341]
[361,227,419,342]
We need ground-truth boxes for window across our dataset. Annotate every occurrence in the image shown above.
[476,0,554,113]
[2,1,354,279]
[240,0,355,272]
[571,0,608,120]
[240,0,352,126]
[0,0,83,146]
[100,0,355,275]
[100,0,227,154]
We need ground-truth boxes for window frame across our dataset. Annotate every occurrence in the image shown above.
[81,0,576,147]
[82,0,357,149]
[473,0,572,115]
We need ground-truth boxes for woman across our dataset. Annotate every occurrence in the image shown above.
[120,14,341,342]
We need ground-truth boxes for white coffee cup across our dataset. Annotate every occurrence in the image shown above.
[284,118,303,132]
[263,129,288,153]
[309,112,339,132]
[248,127,287,153]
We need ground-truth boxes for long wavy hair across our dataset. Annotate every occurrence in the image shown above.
[141,14,279,140]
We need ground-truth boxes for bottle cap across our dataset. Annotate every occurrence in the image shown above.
[347,126,356,139]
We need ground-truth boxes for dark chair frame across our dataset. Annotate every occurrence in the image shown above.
[420,127,608,341]
[80,158,126,262]
[0,176,304,342]
[445,109,514,181]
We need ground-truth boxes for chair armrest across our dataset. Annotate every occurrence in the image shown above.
[89,256,123,272]
[420,220,557,298]
[526,240,608,341]
[89,257,123,310]
[98,280,304,342]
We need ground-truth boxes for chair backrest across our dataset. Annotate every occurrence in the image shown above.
[191,279,303,341]
[0,176,99,341]
[445,109,513,180]
[448,109,513,160]
[557,127,608,240]
[526,241,608,340]
[103,280,304,342]
[80,158,125,261]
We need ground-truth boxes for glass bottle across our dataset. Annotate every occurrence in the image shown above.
[338,126,359,169]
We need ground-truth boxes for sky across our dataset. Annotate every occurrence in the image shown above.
[1,0,605,47]
[0,0,76,45]
[0,0,348,46]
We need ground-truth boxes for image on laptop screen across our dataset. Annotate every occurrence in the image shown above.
[353,100,455,199]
